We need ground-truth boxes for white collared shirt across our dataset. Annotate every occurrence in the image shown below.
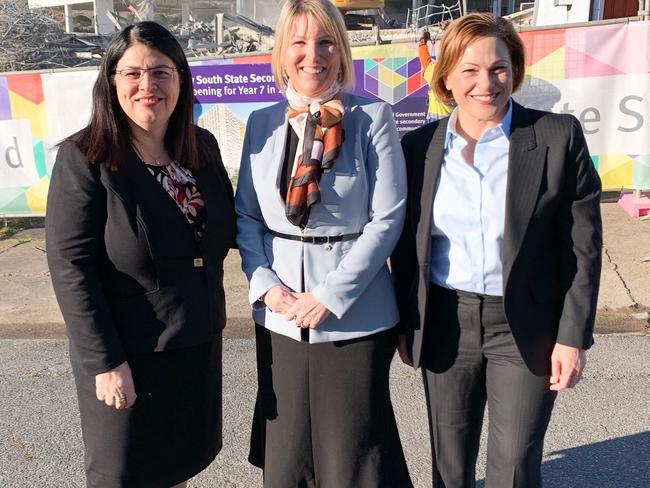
[429,100,513,296]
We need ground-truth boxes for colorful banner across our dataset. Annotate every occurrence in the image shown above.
[189,43,431,177]
[0,70,96,215]
[0,21,648,216]
[518,21,650,191]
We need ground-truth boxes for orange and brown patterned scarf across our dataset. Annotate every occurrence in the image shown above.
[285,81,344,228]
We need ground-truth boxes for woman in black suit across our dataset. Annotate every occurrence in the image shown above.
[45,22,235,487]
[392,13,602,488]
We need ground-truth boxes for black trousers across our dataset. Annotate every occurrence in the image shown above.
[421,285,557,488]
[249,325,413,488]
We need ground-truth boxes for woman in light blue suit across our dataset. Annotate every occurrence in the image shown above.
[235,1,412,486]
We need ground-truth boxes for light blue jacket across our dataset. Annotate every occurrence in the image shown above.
[235,93,406,343]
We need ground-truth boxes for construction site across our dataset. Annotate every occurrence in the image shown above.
[1,0,642,72]
[0,1,570,68]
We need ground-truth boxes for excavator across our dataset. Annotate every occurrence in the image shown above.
[329,0,392,29]
[330,0,385,9]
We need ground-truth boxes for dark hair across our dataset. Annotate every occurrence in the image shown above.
[72,21,199,170]
[432,13,525,104]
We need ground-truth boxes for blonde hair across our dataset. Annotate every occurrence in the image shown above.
[432,13,525,104]
[271,0,354,92]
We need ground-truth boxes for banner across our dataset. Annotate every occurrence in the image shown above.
[190,45,430,176]
[0,21,648,216]
[518,21,650,192]
[0,70,96,216]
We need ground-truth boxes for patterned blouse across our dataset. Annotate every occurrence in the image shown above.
[146,162,206,239]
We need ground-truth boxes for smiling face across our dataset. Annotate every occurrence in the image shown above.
[284,14,341,97]
[444,35,513,137]
[113,42,180,135]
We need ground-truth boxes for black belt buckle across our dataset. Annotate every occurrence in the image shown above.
[268,229,361,244]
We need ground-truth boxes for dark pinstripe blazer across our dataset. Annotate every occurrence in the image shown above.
[391,101,603,375]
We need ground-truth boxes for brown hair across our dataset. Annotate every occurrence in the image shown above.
[431,13,525,104]
[271,0,354,92]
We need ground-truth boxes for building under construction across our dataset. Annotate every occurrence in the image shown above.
[22,0,647,65]
[27,0,646,35]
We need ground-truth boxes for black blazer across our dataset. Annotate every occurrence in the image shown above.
[391,102,603,375]
[46,127,236,375]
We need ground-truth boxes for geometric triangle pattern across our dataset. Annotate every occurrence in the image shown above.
[0,73,48,216]
[25,176,49,213]
[565,45,624,79]
[363,56,425,105]
[526,46,565,81]
[523,23,648,81]
[1,192,29,214]
[597,154,634,190]
[7,73,45,104]
[9,91,48,139]
[0,187,25,208]
[521,28,565,66]
[565,22,650,76]
[519,23,649,190]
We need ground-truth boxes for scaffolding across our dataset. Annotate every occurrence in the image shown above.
[406,1,462,29]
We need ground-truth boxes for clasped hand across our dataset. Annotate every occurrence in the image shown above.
[263,285,330,328]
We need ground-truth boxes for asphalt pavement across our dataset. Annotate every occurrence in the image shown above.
[0,336,648,487]
[0,201,649,487]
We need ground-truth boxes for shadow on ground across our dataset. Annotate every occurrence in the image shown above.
[476,431,650,487]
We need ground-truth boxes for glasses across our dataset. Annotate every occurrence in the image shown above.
[113,66,180,83]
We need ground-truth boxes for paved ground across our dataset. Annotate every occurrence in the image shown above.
[0,201,649,486]
[0,202,648,339]
[0,337,648,487]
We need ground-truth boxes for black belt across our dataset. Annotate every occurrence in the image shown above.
[269,229,362,244]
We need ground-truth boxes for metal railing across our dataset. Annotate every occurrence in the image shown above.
[406,1,463,29]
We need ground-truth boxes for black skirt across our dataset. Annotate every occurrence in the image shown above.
[70,335,222,488]
[249,325,412,488]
